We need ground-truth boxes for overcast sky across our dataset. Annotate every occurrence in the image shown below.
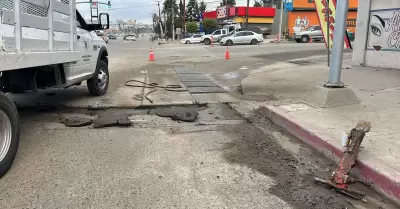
[76,0,257,24]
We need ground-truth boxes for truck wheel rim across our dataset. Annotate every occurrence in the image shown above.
[0,110,12,162]
[97,69,108,90]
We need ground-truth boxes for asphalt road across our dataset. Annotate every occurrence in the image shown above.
[1,37,395,209]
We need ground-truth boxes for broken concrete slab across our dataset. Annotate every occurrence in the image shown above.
[154,107,199,122]
[93,114,133,128]
[62,117,93,127]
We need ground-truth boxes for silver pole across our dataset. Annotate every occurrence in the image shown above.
[278,0,284,43]
[325,0,348,87]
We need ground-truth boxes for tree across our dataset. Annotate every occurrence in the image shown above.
[220,0,235,6]
[186,21,198,33]
[202,18,218,33]
[254,1,262,7]
[199,1,207,13]
[186,0,199,21]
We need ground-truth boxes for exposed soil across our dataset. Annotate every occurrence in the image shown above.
[220,108,393,209]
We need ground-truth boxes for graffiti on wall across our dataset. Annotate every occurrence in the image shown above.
[293,16,310,32]
[368,8,400,51]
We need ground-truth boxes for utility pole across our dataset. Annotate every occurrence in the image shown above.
[164,9,167,38]
[245,0,250,28]
[183,0,186,37]
[278,0,284,43]
[172,0,175,40]
[157,1,162,38]
[325,0,348,87]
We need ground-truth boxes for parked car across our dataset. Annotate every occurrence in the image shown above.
[220,31,263,46]
[125,34,136,41]
[181,34,203,44]
[108,33,116,39]
[294,25,323,43]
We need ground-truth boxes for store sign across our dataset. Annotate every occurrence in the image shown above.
[347,19,356,27]
[284,0,293,11]
[229,7,236,16]
[314,0,351,49]
[217,6,228,19]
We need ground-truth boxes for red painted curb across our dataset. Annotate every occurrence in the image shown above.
[258,105,400,204]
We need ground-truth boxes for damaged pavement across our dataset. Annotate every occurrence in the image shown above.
[2,40,397,209]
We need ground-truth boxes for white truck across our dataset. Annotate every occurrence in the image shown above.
[0,0,110,177]
[200,23,241,45]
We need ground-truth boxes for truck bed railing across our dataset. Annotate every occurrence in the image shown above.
[0,0,76,52]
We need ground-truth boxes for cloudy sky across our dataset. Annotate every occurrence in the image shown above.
[76,0,256,24]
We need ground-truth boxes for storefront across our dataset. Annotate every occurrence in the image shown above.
[286,0,358,34]
[203,6,276,28]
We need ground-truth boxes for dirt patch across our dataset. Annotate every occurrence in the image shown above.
[221,122,351,209]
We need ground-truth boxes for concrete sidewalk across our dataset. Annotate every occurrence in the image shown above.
[240,54,400,204]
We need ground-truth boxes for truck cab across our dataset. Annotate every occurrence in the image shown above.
[0,0,110,177]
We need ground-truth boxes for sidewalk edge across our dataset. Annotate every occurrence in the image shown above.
[258,105,400,205]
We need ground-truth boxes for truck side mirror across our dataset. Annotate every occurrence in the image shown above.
[99,13,110,30]
[86,13,109,31]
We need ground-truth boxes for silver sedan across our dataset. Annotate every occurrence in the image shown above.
[220,31,264,46]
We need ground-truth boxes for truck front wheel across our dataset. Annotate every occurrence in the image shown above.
[0,92,20,178]
[87,60,109,96]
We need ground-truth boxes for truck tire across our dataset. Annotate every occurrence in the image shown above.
[87,60,109,96]
[0,92,20,178]
[204,38,211,45]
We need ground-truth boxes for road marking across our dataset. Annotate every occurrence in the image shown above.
[140,70,147,74]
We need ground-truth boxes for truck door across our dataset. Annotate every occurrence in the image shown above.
[74,24,94,79]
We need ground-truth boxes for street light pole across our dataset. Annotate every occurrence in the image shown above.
[325,0,349,87]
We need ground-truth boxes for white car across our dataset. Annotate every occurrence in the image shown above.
[181,34,203,44]
[126,34,136,41]
[220,31,264,46]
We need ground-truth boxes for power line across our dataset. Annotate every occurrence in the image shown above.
[108,3,157,11]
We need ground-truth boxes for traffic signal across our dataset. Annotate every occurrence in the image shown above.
[89,0,92,6]
[108,0,111,8]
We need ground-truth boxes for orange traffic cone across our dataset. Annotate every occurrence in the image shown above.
[225,47,230,60]
[149,48,155,61]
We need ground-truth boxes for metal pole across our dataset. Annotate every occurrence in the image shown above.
[278,0,284,43]
[245,0,250,28]
[325,0,349,87]
[327,0,330,67]
[157,1,162,38]
[172,0,175,41]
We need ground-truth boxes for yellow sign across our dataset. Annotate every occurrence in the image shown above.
[314,0,351,49]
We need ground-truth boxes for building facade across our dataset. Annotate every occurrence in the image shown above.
[287,0,358,34]
[203,6,276,29]
[353,0,400,69]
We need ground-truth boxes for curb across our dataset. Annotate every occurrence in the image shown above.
[257,105,400,205]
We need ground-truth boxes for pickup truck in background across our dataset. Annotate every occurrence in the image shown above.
[0,0,110,177]
[294,25,324,43]
[201,29,229,45]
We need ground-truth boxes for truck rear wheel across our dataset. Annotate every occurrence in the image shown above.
[204,38,211,45]
[0,92,20,178]
[87,60,109,96]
